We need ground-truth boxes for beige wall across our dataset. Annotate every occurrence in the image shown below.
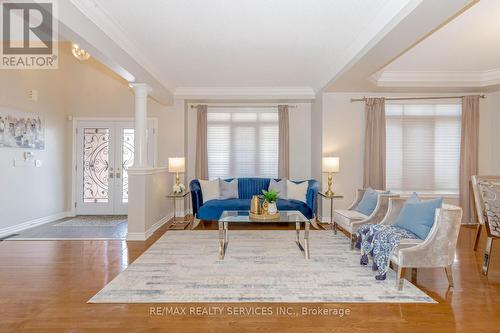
[319,92,499,220]
[0,64,69,230]
[484,91,500,173]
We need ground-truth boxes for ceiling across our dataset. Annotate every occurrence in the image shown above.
[373,0,500,89]
[76,0,414,93]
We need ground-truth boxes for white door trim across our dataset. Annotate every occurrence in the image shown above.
[70,117,158,216]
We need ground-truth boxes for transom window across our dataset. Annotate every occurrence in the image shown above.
[385,103,461,194]
[207,107,278,179]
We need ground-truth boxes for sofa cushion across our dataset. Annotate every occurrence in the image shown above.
[276,199,312,219]
[199,179,219,202]
[237,178,271,199]
[333,209,368,229]
[269,178,287,199]
[219,179,238,199]
[198,199,251,220]
[286,180,308,203]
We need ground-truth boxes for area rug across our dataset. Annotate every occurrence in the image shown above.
[53,216,127,227]
[89,231,435,303]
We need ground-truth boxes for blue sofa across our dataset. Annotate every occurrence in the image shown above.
[190,178,319,221]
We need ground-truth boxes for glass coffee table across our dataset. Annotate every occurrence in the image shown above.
[218,210,311,260]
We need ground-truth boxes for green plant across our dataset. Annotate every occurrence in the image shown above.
[262,189,279,203]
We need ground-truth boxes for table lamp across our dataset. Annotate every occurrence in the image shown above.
[168,157,185,186]
[323,157,339,196]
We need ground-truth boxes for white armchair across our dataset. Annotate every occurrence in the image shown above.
[381,198,463,290]
[333,189,399,248]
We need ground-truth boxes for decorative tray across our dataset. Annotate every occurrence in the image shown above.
[249,212,280,220]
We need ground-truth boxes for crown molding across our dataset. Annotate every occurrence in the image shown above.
[372,69,500,88]
[174,87,316,100]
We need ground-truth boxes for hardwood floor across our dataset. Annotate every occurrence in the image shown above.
[0,221,499,332]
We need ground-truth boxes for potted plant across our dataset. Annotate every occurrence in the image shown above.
[261,189,279,214]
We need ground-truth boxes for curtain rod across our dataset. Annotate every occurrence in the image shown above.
[190,104,298,109]
[350,94,486,102]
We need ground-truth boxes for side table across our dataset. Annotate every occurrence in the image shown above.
[318,192,344,235]
[166,191,191,229]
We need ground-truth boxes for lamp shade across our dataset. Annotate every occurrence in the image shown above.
[323,157,340,173]
[168,157,185,173]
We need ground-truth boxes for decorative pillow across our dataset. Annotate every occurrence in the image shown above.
[199,179,219,202]
[286,180,308,203]
[269,178,287,199]
[219,179,238,199]
[354,187,379,216]
[394,193,443,240]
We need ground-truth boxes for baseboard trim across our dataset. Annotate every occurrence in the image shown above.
[126,213,173,241]
[0,211,71,238]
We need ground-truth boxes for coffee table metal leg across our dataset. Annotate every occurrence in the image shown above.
[304,220,310,259]
[295,222,300,243]
[295,221,310,259]
[224,222,228,244]
[295,222,304,253]
[218,221,225,259]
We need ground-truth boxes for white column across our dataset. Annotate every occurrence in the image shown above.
[130,83,152,168]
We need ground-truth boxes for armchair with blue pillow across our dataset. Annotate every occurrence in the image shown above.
[333,187,399,248]
[381,196,461,289]
[353,194,462,290]
[190,178,319,226]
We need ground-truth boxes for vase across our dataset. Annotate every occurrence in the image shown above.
[268,201,277,214]
[251,195,261,214]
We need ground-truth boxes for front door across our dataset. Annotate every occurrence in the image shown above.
[75,120,155,215]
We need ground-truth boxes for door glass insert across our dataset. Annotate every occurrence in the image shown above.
[122,128,134,203]
[83,128,110,203]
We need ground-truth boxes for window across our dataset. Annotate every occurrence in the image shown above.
[385,103,461,194]
[207,107,278,179]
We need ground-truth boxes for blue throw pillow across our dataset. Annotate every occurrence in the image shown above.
[354,187,379,216]
[394,194,443,240]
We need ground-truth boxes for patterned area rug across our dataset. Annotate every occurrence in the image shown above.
[89,230,435,303]
[53,216,127,227]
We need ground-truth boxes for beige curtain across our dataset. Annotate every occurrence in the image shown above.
[278,105,290,179]
[460,95,480,223]
[363,98,386,190]
[195,105,208,180]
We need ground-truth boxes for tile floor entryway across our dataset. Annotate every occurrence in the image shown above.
[5,216,127,240]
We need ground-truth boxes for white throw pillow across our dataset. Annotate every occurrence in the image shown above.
[286,180,308,203]
[199,179,219,202]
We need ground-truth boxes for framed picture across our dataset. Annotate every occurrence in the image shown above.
[0,107,45,149]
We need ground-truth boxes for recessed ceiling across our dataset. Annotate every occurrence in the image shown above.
[78,0,414,92]
[375,0,500,89]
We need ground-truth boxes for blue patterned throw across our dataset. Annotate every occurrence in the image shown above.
[356,224,418,280]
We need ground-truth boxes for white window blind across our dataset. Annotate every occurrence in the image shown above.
[385,103,461,194]
[207,107,278,179]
